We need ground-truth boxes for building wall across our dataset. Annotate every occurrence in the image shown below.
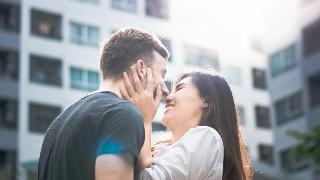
[16,0,272,179]
[263,0,320,179]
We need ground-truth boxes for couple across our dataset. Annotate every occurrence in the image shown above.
[38,27,251,180]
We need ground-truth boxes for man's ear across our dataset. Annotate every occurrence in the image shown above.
[136,59,147,79]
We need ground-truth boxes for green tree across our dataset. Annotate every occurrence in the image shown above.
[287,125,320,174]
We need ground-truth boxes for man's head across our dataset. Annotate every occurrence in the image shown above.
[100,27,169,93]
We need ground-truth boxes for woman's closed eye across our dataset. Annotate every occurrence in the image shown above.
[175,83,185,92]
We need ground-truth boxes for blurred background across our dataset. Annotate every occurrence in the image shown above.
[0,0,320,179]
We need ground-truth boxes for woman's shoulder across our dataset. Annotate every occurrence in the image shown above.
[186,126,222,142]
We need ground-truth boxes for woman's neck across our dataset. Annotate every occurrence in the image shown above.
[171,128,189,144]
[171,119,201,144]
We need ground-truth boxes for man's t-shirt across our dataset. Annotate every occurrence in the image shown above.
[38,91,145,180]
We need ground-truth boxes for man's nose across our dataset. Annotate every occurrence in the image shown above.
[161,82,170,97]
[164,93,174,104]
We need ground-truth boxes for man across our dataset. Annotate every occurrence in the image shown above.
[38,27,169,180]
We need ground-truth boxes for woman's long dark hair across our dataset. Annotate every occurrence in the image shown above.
[176,69,252,180]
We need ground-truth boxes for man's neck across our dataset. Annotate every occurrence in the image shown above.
[96,79,123,99]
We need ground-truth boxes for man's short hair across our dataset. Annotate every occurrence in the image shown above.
[100,27,169,80]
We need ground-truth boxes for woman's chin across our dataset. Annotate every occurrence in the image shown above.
[162,114,171,127]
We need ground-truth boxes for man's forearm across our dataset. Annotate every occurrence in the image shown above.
[95,154,134,180]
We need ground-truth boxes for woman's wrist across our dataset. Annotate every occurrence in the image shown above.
[144,121,153,128]
[140,121,153,169]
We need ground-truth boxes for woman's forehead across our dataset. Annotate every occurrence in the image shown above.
[176,76,192,85]
[171,77,193,91]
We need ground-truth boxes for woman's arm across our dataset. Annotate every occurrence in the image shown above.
[120,66,162,169]
[139,124,153,169]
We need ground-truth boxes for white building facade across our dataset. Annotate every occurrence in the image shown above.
[0,0,274,179]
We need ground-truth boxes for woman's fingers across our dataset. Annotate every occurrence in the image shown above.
[130,66,143,93]
[154,84,162,107]
[122,72,136,96]
[119,81,131,100]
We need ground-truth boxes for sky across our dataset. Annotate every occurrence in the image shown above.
[171,0,300,45]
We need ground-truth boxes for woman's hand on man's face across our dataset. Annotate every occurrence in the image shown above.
[120,66,162,125]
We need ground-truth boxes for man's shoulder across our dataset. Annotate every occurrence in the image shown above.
[108,102,144,125]
[115,101,141,115]
[92,93,143,125]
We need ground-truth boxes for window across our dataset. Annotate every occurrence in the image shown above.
[303,18,320,58]
[255,105,270,128]
[0,2,20,32]
[237,105,245,125]
[309,73,320,108]
[70,21,99,46]
[30,54,62,87]
[258,144,274,165]
[160,38,173,62]
[31,9,62,40]
[0,150,16,180]
[275,92,304,126]
[29,102,61,133]
[224,66,242,86]
[184,44,219,69]
[269,44,297,77]
[88,70,100,89]
[280,147,309,172]
[70,67,100,91]
[112,0,136,13]
[252,68,267,90]
[0,99,17,130]
[0,49,19,81]
[152,122,166,132]
[146,0,169,19]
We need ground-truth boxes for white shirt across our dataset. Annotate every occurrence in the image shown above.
[139,126,224,180]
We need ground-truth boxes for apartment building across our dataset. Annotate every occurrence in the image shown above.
[264,0,320,179]
[0,0,273,179]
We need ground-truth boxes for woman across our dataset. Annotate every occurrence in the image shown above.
[120,68,252,180]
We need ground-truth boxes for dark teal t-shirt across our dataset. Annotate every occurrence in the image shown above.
[38,91,145,180]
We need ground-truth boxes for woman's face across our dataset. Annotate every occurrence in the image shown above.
[162,76,205,131]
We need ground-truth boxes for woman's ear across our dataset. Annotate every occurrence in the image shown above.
[202,101,208,109]
[136,59,147,79]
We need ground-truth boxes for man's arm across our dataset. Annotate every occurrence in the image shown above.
[95,153,134,180]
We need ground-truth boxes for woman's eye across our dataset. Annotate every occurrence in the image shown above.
[176,86,183,91]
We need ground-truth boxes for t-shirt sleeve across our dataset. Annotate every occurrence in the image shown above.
[96,103,145,164]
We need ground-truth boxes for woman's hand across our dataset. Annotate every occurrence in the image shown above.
[120,66,161,168]
[120,66,162,125]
